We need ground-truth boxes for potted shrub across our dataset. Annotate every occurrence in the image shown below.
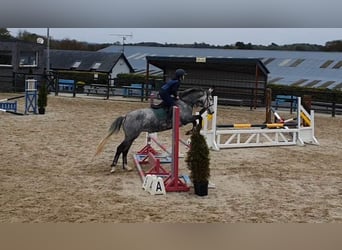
[185,124,211,196]
[38,82,48,114]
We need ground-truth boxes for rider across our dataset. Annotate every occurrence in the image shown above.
[159,68,187,122]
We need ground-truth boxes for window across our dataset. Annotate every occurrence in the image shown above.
[263,58,275,65]
[91,62,101,70]
[291,79,308,86]
[333,82,342,90]
[279,59,292,66]
[289,59,305,67]
[268,77,284,84]
[319,81,335,88]
[71,61,81,68]
[19,51,38,67]
[305,80,321,87]
[0,50,12,66]
[332,61,342,69]
[320,60,334,68]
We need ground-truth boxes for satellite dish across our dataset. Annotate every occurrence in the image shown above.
[36,37,44,44]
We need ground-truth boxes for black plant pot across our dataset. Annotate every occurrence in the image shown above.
[193,181,208,196]
[38,107,45,115]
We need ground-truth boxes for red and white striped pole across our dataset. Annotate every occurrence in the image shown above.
[164,106,190,192]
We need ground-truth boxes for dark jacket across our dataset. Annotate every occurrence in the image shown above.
[159,79,181,106]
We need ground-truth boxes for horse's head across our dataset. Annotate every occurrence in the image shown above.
[204,88,215,115]
[179,87,215,114]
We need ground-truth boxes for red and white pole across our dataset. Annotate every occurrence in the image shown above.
[164,106,190,192]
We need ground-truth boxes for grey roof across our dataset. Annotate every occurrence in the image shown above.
[49,49,134,73]
[146,55,269,75]
[99,45,342,90]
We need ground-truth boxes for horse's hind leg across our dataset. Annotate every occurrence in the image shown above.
[122,142,134,171]
[111,139,134,172]
[111,142,125,173]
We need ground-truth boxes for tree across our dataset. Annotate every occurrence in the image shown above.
[325,40,342,52]
[235,41,245,49]
[0,28,12,39]
[185,125,211,196]
[38,83,48,114]
[17,30,41,42]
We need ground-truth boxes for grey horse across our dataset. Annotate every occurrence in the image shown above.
[95,88,214,173]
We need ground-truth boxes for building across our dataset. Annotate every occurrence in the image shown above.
[49,49,134,84]
[0,39,46,91]
[146,56,269,106]
[100,45,342,91]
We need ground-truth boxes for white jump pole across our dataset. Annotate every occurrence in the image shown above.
[201,96,219,150]
[201,96,318,150]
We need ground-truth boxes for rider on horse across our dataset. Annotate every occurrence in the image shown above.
[159,68,187,122]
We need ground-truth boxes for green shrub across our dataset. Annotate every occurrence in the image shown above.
[38,83,48,108]
[185,125,210,183]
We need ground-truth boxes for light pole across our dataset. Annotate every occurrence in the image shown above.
[46,28,50,73]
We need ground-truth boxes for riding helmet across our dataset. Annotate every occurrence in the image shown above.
[175,69,187,78]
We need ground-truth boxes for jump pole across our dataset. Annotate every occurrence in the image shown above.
[136,134,159,155]
[149,135,172,156]
[0,95,25,103]
[201,96,318,150]
[163,106,190,192]
[137,132,189,159]
[0,79,37,115]
[146,133,189,158]
[216,123,287,129]
[0,108,24,116]
[0,95,25,115]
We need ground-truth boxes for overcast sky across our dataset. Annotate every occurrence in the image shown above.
[7,28,342,46]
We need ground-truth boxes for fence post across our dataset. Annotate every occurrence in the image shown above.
[332,102,336,117]
[106,77,110,100]
[55,74,59,96]
[302,95,312,113]
[265,88,272,123]
[73,80,76,98]
[249,88,254,110]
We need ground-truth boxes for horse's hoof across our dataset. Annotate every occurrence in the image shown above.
[123,165,132,171]
[110,167,116,173]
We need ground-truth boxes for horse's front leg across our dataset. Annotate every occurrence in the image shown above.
[185,114,202,135]
[196,108,207,131]
[197,116,203,130]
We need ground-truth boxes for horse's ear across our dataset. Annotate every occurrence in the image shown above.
[208,87,214,93]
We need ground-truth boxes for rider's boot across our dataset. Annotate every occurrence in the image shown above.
[166,106,173,124]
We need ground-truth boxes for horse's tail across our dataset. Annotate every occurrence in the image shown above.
[94,116,125,157]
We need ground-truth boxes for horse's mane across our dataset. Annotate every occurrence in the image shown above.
[178,88,204,99]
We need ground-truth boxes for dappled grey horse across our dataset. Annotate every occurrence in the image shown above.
[95,88,214,173]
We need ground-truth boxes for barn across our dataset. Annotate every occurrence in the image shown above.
[0,41,135,92]
[146,56,269,107]
[100,45,342,91]
[0,39,46,91]
[49,49,134,83]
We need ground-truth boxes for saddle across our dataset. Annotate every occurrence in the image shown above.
[151,102,165,109]
[151,101,176,123]
[150,97,178,110]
